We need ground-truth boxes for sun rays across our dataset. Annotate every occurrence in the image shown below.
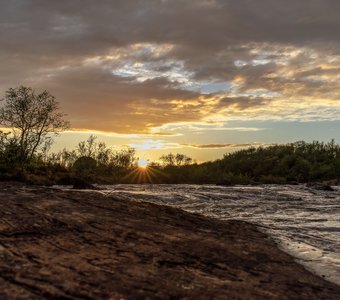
[122,164,167,184]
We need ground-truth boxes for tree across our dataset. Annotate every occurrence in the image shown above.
[160,153,193,166]
[0,86,69,163]
[111,148,136,168]
[160,153,175,166]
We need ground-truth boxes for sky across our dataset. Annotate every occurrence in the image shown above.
[0,0,339,162]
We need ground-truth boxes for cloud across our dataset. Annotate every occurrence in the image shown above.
[38,63,215,133]
[184,143,270,149]
[130,139,182,150]
[0,0,339,134]
[150,122,267,135]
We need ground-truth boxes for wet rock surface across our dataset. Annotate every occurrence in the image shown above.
[0,182,339,299]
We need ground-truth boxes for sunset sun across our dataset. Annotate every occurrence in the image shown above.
[138,159,148,169]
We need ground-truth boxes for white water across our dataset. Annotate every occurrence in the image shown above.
[61,184,340,285]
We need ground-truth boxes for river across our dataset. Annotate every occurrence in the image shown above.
[95,184,340,285]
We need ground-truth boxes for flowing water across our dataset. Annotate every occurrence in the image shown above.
[94,184,340,285]
[55,184,340,285]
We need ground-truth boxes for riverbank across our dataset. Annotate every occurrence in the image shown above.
[0,182,339,299]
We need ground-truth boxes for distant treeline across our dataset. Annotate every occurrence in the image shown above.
[207,140,340,184]
[0,135,338,185]
[145,140,339,185]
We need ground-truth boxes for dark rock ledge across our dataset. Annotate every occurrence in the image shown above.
[0,182,339,299]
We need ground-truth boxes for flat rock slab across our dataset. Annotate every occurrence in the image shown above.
[0,182,339,299]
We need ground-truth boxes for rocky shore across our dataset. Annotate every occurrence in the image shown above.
[0,182,339,299]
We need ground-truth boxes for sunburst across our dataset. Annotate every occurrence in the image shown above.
[122,162,167,183]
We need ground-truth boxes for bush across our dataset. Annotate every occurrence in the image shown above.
[72,156,97,180]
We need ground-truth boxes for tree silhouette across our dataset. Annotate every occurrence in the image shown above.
[0,86,69,163]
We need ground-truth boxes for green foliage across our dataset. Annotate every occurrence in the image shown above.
[219,140,339,183]
[146,140,339,185]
